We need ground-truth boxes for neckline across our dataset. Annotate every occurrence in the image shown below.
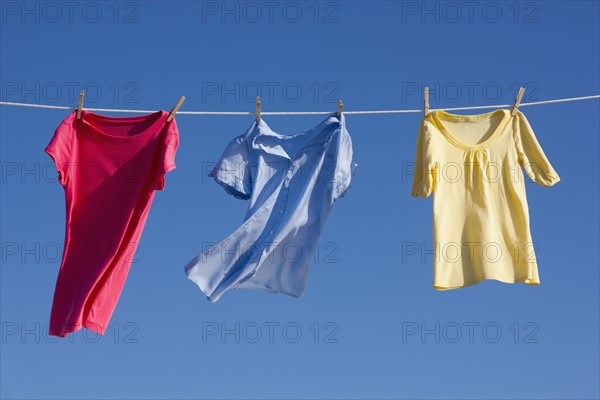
[429,109,511,150]
[79,110,168,142]
[252,114,342,159]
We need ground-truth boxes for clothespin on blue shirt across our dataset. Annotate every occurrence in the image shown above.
[423,87,429,116]
[256,96,261,122]
[511,87,525,116]
[167,96,186,122]
[337,100,343,118]
[76,90,84,119]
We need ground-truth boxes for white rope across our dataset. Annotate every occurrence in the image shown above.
[0,95,598,116]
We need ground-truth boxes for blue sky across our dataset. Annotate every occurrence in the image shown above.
[1,1,599,399]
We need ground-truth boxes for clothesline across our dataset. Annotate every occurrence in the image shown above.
[0,94,598,116]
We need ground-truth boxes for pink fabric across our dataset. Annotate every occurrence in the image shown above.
[45,110,179,337]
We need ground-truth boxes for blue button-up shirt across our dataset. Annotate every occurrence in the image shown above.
[185,114,355,302]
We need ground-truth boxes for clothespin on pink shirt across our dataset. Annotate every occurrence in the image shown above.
[256,96,261,122]
[511,87,525,116]
[76,90,84,119]
[167,96,185,122]
[337,100,343,118]
[423,87,430,116]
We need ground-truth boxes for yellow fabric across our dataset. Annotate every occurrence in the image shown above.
[412,109,560,289]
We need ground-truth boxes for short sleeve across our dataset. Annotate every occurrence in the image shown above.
[209,132,253,200]
[45,112,75,186]
[411,119,437,198]
[328,117,356,203]
[513,111,560,187]
[155,117,180,190]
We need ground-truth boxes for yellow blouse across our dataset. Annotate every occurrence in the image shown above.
[412,109,560,289]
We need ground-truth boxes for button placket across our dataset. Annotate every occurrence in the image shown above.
[284,159,300,188]
[257,171,291,265]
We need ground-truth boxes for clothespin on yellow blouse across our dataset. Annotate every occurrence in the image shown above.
[76,90,84,119]
[511,87,525,116]
[423,87,430,116]
[167,96,186,122]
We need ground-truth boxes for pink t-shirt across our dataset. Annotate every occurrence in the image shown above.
[45,110,179,337]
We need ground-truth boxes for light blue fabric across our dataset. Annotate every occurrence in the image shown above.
[185,114,355,302]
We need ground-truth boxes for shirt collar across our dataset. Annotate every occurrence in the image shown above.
[251,115,342,159]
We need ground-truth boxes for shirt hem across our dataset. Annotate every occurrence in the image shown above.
[434,277,540,290]
[49,320,107,338]
[186,271,305,303]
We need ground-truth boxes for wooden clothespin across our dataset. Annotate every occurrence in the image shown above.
[76,90,85,119]
[167,96,185,122]
[255,96,261,122]
[337,100,343,118]
[423,87,429,116]
[511,87,525,116]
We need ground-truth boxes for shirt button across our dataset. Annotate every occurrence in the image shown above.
[279,209,284,213]
[269,230,274,235]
